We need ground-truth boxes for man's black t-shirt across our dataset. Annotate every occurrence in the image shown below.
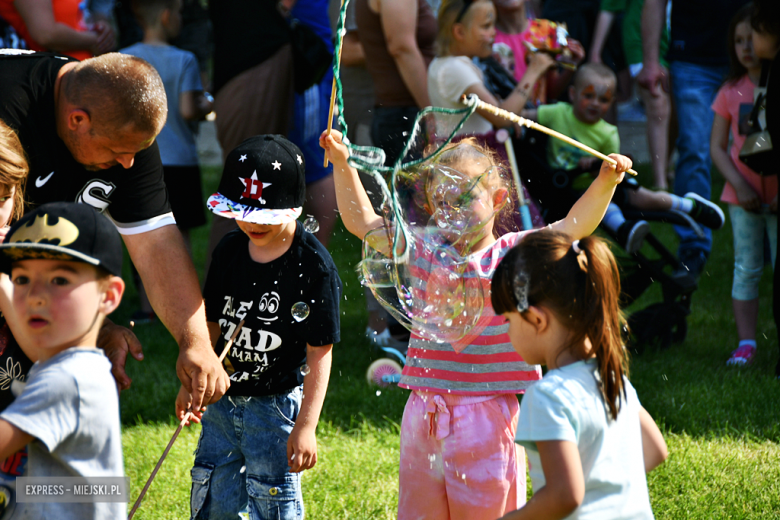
[667,0,750,66]
[204,224,342,396]
[209,0,290,94]
[0,51,174,233]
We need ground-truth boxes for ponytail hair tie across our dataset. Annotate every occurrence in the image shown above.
[572,240,583,254]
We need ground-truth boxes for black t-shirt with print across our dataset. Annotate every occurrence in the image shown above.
[0,51,172,231]
[204,224,342,396]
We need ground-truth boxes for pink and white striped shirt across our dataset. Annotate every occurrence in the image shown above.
[398,230,543,395]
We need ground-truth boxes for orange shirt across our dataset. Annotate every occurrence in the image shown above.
[0,0,93,61]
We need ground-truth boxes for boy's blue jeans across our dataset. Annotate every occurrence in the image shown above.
[669,61,728,261]
[190,387,304,520]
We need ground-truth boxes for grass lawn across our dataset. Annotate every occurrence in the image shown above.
[118,163,780,519]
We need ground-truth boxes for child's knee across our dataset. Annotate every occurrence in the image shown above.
[732,264,764,301]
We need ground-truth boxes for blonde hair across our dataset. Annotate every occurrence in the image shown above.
[0,120,28,223]
[404,137,515,237]
[436,0,489,56]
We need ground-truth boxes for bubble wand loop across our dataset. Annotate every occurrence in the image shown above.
[460,94,638,177]
[128,319,245,520]
[323,0,348,168]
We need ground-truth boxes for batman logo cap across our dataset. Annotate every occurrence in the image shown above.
[0,202,123,276]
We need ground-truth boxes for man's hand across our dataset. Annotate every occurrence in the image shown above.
[176,344,230,412]
[637,61,669,98]
[98,318,144,392]
[287,424,317,473]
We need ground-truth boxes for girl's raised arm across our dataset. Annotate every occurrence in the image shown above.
[551,153,632,239]
[320,130,384,240]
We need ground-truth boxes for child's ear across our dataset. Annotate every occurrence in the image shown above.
[452,21,466,43]
[100,276,125,316]
[161,8,171,27]
[493,188,509,211]
[524,305,549,334]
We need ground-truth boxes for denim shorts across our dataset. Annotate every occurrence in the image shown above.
[190,387,303,520]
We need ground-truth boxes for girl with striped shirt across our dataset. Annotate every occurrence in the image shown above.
[320,130,632,520]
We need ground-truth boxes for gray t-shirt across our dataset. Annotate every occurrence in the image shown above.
[1,348,125,520]
[120,42,203,166]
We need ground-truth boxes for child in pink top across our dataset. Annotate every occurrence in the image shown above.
[711,6,778,367]
[492,0,584,103]
[321,125,633,519]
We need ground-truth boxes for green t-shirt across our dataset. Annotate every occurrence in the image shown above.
[538,102,620,173]
[600,0,669,67]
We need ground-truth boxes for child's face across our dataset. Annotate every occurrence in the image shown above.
[570,77,615,125]
[457,1,497,59]
[10,260,115,360]
[735,21,758,70]
[424,158,506,240]
[236,220,294,249]
[752,26,780,60]
[0,186,15,228]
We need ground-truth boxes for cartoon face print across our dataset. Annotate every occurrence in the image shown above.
[257,291,280,323]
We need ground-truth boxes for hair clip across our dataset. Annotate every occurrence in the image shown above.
[572,240,583,254]
[513,271,530,313]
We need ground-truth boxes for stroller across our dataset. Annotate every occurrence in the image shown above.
[514,127,701,352]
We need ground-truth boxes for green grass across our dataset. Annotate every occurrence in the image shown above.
[118,163,780,519]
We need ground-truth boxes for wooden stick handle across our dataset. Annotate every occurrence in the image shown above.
[461,94,638,177]
[128,319,245,519]
[324,0,347,168]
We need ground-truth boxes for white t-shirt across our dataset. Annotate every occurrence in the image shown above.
[428,56,493,135]
[515,359,654,520]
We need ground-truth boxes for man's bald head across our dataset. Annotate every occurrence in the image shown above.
[62,53,167,137]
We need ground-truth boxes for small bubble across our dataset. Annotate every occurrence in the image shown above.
[303,215,320,233]
[240,466,246,474]
[376,390,382,396]
[300,364,311,376]
[291,302,310,322]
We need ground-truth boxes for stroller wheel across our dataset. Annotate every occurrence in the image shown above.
[366,358,403,387]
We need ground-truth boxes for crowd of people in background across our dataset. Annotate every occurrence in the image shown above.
[0,0,777,519]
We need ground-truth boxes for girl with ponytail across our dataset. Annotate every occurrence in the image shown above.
[492,229,668,520]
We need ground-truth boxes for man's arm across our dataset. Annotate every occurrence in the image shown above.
[287,343,333,473]
[123,225,229,411]
[636,0,668,96]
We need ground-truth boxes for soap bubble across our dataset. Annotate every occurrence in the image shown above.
[291,302,310,322]
[350,109,522,346]
[300,364,310,376]
[303,215,320,234]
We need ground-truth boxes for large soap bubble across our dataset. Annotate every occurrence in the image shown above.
[355,108,519,346]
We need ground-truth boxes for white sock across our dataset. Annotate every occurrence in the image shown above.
[669,194,693,213]
[602,203,625,232]
[739,339,757,350]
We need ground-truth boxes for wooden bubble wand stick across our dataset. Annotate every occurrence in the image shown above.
[460,94,638,177]
[128,319,245,520]
[323,0,347,168]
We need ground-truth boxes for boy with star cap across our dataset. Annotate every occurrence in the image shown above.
[0,202,127,520]
[181,135,342,519]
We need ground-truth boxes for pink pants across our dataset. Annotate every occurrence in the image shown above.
[398,391,526,520]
